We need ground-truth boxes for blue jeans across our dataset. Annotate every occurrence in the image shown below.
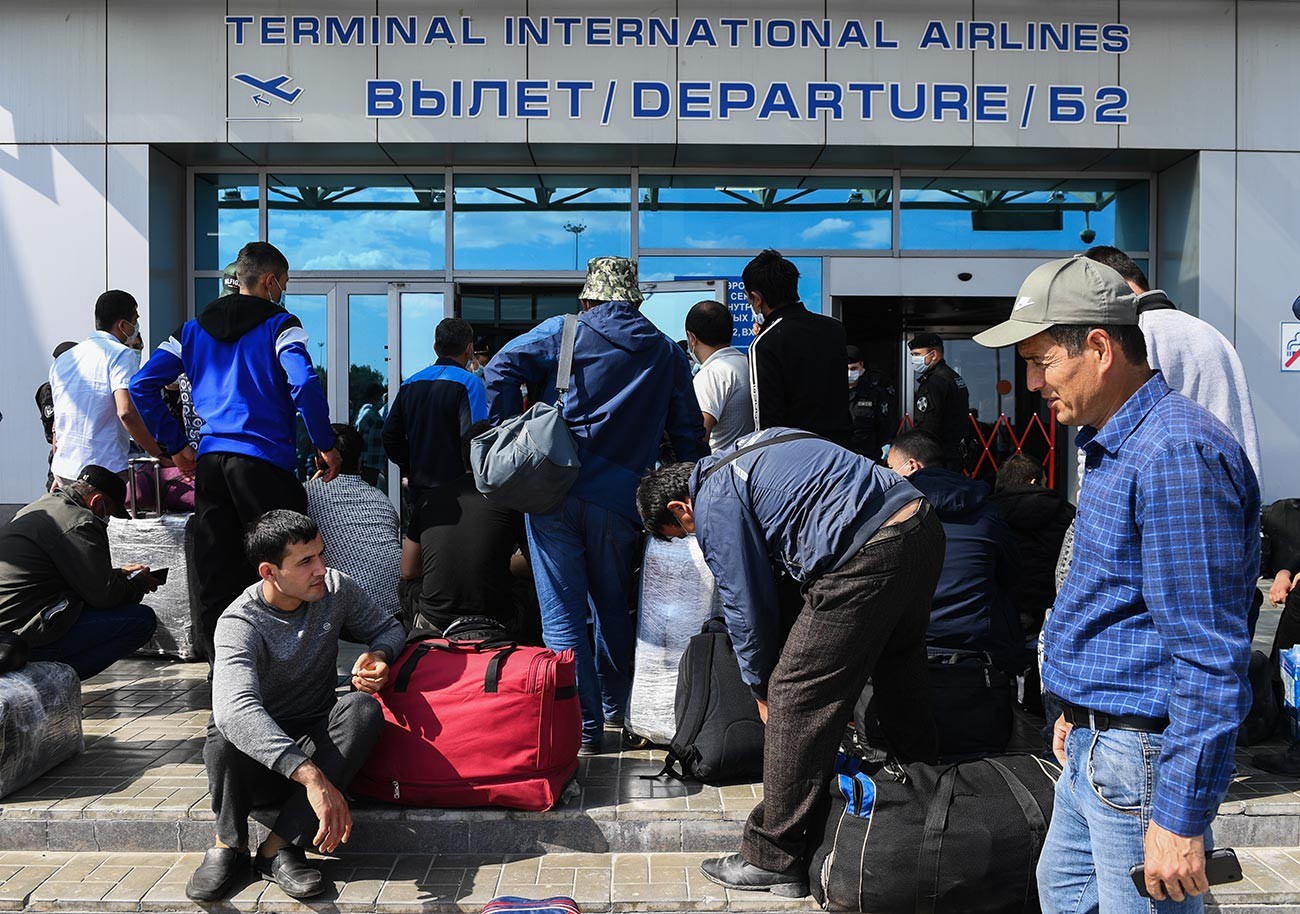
[28,603,157,680]
[526,497,639,743]
[1038,726,1211,914]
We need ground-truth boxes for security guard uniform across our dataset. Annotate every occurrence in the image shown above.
[914,359,969,471]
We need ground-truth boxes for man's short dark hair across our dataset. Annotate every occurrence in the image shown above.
[245,509,319,567]
[235,242,290,288]
[462,419,492,473]
[1084,245,1149,292]
[94,290,138,331]
[685,299,734,348]
[890,430,945,468]
[1046,324,1148,366]
[636,462,695,539]
[332,423,363,475]
[995,454,1045,492]
[742,249,799,309]
[434,318,474,357]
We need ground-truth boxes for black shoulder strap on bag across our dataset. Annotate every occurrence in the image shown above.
[699,431,822,485]
[554,313,579,407]
[916,765,958,914]
[984,758,1050,914]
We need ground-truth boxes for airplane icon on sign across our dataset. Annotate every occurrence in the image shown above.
[232,74,303,106]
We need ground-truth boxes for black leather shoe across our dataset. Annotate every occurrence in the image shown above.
[255,846,324,899]
[1253,741,1300,777]
[700,853,808,897]
[185,847,249,901]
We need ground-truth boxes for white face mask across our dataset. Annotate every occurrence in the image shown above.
[751,307,765,327]
[687,339,700,366]
[847,368,863,384]
[910,353,929,375]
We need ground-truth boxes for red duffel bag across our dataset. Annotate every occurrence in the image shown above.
[352,631,581,811]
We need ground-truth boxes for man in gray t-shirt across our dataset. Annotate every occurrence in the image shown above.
[186,510,405,903]
[686,299,754,453]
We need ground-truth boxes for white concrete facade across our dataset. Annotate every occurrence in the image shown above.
[2,1,1300,503]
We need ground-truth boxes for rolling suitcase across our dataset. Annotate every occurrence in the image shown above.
[626,535,721,745]
[105,457,199,660]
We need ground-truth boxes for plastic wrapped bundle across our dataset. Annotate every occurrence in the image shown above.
[626,535,722,745]
[0,662,84,799]
[107,514,199,660]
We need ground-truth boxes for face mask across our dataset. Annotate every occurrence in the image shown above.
[910,354,929,375]
[687,341,700,366]
[847,368,862,384]
[751,307,765,327]
[269,276,285,305]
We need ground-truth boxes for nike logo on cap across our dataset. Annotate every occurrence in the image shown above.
[1013,296,1036,312]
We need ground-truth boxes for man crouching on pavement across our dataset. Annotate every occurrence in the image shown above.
[636,428,945,897]
[186,509,406,902]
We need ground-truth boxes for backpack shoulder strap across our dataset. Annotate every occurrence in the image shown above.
[554,313,579,402]
[699,431,822,485]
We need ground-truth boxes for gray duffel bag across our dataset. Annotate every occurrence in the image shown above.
[470,313,581,515]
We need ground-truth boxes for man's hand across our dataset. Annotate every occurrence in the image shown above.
[351,652,390,694]
[317,448,342,483]
[119,564,161,593]
[291,761,352,853]
[1143,822,1207,902]
[755,698,768,725]
[1052,714,1072,766]
[1269,570,1296,606]
[172,446,198,481]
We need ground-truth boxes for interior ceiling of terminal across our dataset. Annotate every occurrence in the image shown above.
[157,142,1194,173]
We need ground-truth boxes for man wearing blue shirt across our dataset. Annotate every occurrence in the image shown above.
[975,256,1260,913]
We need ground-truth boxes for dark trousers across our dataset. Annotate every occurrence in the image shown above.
[741,502,946,873]
[28,603,157,680]
[193,453,307,662]
[204,692,383,850]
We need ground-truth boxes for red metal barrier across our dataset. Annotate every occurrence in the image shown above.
[896,406,1059,489]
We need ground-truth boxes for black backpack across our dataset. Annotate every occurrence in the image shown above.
[808,752,1059,913]
[654,619,765,783]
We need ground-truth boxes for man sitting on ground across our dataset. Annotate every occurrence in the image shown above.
[637,429,943,897]
[0,465,158,679]
[886,430,1025,757]
[188,510,405,902]
[305,424,402,618]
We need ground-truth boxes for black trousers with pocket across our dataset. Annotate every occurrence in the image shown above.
[741,501,946,874]
[193,452,307,663]
[205,692,384,850]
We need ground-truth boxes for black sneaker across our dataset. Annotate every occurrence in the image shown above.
[185,847,249,901]
[255,846,324,899]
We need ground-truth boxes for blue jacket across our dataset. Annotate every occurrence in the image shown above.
[130,295,335,473]
[905,466,1025,668]
[689,429,923,698]
[485,301,707,519]
[383,358,486,490]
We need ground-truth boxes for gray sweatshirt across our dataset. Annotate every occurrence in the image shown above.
[211,569,406,779]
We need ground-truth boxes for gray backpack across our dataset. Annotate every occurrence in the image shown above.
[470,314,581,514]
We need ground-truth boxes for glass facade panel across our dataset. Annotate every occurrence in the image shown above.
[400,292,444,380]
[194,173,258,271]
[452,175,631,270]
[899,177,1150,251]
[347,294,389,489]
[460,292,495,323]
[281,292,329,480]
[641,255,823,319]
[499,290,533,323]
[639,175,891,251]
[267,174,446,270]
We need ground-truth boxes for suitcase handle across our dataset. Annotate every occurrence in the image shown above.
[393,639,521,694]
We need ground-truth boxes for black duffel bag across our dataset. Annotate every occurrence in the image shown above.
[808,751,1059,913]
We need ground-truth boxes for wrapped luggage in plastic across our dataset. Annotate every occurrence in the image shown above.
[626,535,721,745]
[0,661,84,799]
[107,514,199,660]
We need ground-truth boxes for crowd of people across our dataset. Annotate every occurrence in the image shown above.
[0,237,1292,914]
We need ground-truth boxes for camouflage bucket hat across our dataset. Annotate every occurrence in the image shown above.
[579,256,643,304]
[222,261,240,292]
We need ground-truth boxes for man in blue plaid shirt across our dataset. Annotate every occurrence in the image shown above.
[976,256,1260,914]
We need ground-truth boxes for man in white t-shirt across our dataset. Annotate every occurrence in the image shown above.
[49,290,167,487]
[686,299,754,453]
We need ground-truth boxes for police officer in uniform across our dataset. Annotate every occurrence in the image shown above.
[908,332,969,472]
[846,345,893,462]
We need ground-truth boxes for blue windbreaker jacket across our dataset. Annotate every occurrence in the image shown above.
[689,429,924,698]
[130,294,335,473]
[484,301,707,520]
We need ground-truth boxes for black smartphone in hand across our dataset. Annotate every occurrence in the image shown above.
[1130,847,1242,898]
[150,567,169,584]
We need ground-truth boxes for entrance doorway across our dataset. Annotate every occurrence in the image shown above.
[839,295,1060,489]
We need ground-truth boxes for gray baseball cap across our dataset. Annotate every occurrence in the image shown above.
[973,256,1139,349]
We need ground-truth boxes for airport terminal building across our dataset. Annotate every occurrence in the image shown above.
[2,1,1298,505]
